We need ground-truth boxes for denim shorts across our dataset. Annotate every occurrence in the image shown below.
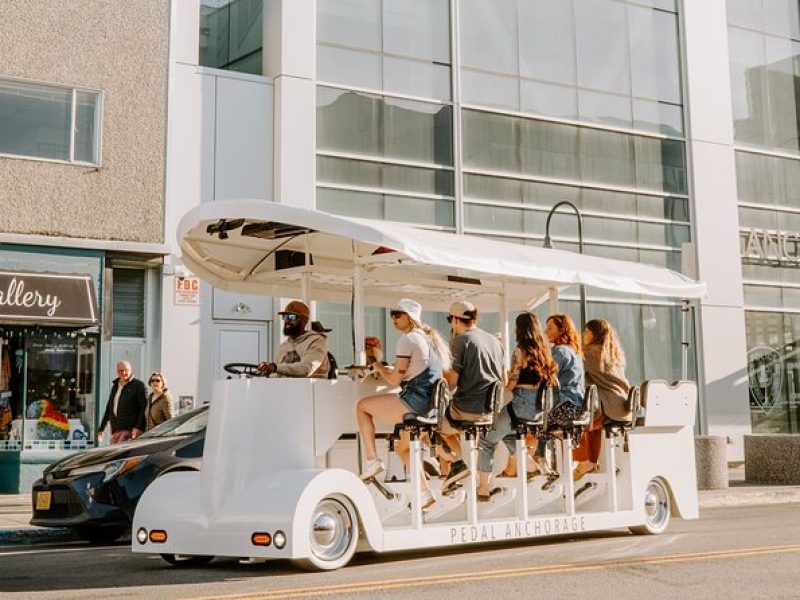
[508,387,541,421]
[400,384,432,416]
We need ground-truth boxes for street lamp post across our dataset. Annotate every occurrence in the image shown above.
[543,201,587,329]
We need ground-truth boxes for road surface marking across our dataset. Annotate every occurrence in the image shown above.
[186,544,800,600]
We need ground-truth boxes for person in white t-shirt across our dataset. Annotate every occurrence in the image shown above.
[356,298,451,510]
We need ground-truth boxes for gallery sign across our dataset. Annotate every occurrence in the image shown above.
[0,271,98,326]
[741,228,800,265]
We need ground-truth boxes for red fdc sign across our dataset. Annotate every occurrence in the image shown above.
[174,276,200,306]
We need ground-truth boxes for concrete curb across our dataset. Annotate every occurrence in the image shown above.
[0,525,79,547]
[699,486,800,509]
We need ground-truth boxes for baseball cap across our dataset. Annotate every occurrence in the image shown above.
[278,300,310,319]
[391,298,422,322]
[449,300,477,321]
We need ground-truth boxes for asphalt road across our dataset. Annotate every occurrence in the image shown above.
[2,504,799,599]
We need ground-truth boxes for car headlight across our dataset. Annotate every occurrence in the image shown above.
[101,456,148,483]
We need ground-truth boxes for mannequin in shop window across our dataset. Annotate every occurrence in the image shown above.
[98,360,146,444]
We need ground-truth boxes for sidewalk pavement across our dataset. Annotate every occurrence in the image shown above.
[2,466,799,547]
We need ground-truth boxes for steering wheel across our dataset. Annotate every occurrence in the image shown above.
[223,363,265,377]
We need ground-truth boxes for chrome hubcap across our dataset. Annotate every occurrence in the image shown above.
[644,480,669,529]
[310,499,352,562]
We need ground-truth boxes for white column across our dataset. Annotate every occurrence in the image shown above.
[264,0,316,209]
[682,0,751,461]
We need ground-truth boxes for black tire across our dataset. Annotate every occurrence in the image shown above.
[74,525,127,544]
[160,554,215,568]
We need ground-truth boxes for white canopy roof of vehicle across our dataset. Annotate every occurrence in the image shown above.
[177,200,706,312]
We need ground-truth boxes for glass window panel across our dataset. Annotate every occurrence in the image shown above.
[739,206,779,229]
[384,57,451,101]
[744,284,783,307]
[579,127,636,187]
[655,196,690,222]
[628,0,676,10]
[383,0,450,63]
[199,0,262,74]
[728,26,769,146]
[383,97,452,165]
[226,50,263,75]
[317,156,384,188]
[765,36,800,153]
[763,0,800,39]
[463,173,524,203]
[735,150,776,203]
[317,0,381,51]
[527,181,580,208]
[632,99,683,136]
[782,287,800,309]
[464,203,524,233]
[317,45,382,90]
[587,301,645,383]
[74,91,99,164]
[317,156,454,196]
[581,188,638,217]
[638,222,690,247]
[0,80,71,161]
[462,109,520,172]
[642,305,687,382]
[228,0,263,61]
[460,0,518,75]
[384,194,454,227]
[634,137,687,194]
[317,187,452,226]
[726,0,764,30]
[578,89,633,128]
[461,69,519,111]
[584,216,638,244]
[628,6,681,103]
[575,0,631,94]
[385,164,454,197]
[520,119,580,180]
[518,0,576,85]
[317,87,383,156]
[520,80,578,120]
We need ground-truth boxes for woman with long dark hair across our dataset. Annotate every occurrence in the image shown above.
[573,318,631,480]
[476,313,558,499]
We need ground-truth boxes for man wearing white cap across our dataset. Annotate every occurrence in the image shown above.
[440,300,505,491]
[257,300,330,378]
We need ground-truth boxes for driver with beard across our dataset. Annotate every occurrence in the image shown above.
[257,300,331,378]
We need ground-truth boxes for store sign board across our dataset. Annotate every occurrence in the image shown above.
[741,228,800,265]
[0,271,98,325]
[174,276,200,306]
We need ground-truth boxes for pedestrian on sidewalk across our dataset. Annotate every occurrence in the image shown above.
[98,361,146,444]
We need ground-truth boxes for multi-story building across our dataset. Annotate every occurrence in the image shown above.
[5,0,800,491]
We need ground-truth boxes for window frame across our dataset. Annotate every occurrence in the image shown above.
[0,76,103,167]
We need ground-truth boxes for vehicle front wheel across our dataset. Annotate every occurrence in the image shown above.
[629,478,671,535]
[74,525,127,544]
[160,554,215,568]
[293,496,359,571]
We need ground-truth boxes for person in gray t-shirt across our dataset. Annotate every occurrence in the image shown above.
[440,300,505,491]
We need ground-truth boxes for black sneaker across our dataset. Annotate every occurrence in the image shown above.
[442,460,470,492]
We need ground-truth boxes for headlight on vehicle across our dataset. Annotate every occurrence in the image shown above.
[101,456,148,483]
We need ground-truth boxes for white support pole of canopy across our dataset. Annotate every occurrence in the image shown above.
[301,236,311,312]
[500,282,510,370]
[549,287,559,315]
[352,242,366,366]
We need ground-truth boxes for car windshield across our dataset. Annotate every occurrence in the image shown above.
[139,405,209,438]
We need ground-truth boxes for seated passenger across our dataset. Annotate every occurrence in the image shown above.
[540,314,585,487]
[257,300,330,378]
[573,319,631,480]
[439,301,505,492]
[477,313,558,499]
[356,299,451,508]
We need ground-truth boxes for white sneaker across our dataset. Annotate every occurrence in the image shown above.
[361,459,385,480]
[421,490,436,511]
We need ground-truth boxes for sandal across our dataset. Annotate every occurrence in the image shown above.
[541,471,559,491]
[573,462,596,482]
[477,487,502,502]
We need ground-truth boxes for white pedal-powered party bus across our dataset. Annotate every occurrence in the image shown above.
[132,200,706,571]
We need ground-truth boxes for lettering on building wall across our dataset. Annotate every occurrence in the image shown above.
[741,228,800,265]
[174,276,200,306]
[0,272,97,325]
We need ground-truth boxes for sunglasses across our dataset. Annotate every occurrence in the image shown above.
[446,315,459,324]
[149,379,162,384]
[389,311,406,319]
[281,313,300,322]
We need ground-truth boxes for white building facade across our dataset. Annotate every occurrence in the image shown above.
[158,0,800,463]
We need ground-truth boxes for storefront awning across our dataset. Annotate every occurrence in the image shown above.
[0,271,98,327]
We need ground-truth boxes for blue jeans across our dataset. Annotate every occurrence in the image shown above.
[478,388,539,473]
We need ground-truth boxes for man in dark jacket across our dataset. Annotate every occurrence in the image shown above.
[98,361,147,444]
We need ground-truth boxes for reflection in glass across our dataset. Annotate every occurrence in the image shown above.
[519,0,575,84]
[0,80,71,161]
[74,92,99,164]
[317,0,381,51]
[575,0,631,94]
[317,45,382,90]
[383,0,450,63]
[200,0,263,75]
[628,6,681,103]
[460,0,518,74]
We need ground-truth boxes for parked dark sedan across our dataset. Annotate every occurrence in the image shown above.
[31,405,207,543]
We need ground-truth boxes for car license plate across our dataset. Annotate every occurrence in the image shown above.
[35,491,52,511]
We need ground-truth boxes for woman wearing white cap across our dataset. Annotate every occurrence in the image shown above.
[356,298,451,509]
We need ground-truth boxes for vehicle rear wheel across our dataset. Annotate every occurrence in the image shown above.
[629,478,671,535]
[293,496,359,571]
[160,554,215,568]
[74,525,127,544]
